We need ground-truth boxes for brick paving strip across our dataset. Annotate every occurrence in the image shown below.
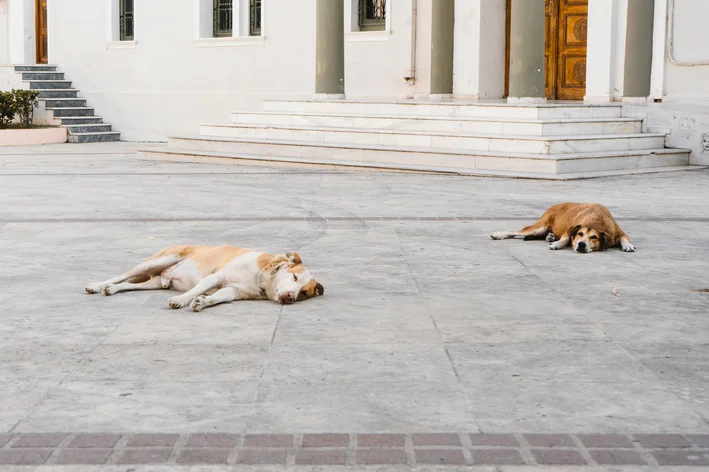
[2,216,708,224]
[0,433,707,467]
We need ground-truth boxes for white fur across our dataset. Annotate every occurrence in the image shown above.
[86,249,318,311]
[549,238,569,250]
[620,236,636,252]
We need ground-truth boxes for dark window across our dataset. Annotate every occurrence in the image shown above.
[119,0,134,41]
[250,0,261,36]
[213,0,233,37]
[359,0,385,32]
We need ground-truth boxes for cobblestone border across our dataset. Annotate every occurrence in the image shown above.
[0,433,707,466]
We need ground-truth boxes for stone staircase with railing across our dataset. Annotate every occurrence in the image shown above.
[139,98,698,179]
[14,65,120,143]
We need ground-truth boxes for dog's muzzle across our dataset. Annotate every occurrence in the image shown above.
[575,241,590,253]
[278,292,296,305]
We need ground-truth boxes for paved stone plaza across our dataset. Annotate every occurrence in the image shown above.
[1,142,709,471]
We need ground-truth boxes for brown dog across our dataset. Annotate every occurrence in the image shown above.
[490,203,635,253]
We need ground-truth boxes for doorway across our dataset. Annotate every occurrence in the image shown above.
[35,0,48,64]
[545,0,588,100]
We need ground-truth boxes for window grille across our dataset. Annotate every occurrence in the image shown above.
[213,0,233,37]
[359,0,385,31]
[119,0,134,41]
[250,0,261,36]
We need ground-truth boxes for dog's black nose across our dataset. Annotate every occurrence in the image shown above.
[577,241,586,249]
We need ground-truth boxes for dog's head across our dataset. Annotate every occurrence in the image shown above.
[570,225,609,253]
[273,252,324,305]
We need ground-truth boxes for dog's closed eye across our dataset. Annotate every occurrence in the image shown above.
[293,274,298,281]
[590,235,598,240]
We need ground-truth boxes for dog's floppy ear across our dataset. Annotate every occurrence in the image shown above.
[569,225,582,239]
[600,232,609,251]
[315,282,324,296]
[286,251,302,267]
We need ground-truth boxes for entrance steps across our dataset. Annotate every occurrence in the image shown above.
[139,98,696,179]
[14,65,120,143]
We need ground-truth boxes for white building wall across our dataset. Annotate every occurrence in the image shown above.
[344,0,424,98]
[48,0,317,142]
[0,1,8,64]
[662,0,709,103]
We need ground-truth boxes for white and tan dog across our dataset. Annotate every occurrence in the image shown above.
[85,245,324,311]
[490,203,636,253]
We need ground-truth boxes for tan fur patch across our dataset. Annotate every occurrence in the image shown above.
[187,246,252,274]
[257,253,288,273]
[296,279,324,301]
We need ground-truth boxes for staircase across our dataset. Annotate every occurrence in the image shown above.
[15,65,120,143]
[139,98,696,179]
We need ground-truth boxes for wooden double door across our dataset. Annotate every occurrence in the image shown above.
[36,0,48,64]
[545,0,588,100]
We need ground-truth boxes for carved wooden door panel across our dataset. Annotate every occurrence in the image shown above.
[546,0,588,100]
[36,0,48,64]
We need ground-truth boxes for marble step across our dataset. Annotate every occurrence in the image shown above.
[263,99,623,119]
[164,135,689,176]
[38,89,79,99]
[14,65,58,72]
[200,124,665,155]
[140,146,696,180]
[21,72,64,81]
[28,80,72,90]
[57,116,104,126]
[231,111,642,136]
[45,98,87,109]
[63,123,112,134]
[50,107,95,118]
[67,131,121,143]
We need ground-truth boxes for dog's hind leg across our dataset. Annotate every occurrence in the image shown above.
[490,221,550,241]
[85,255,183,294]
[102,276,165,296]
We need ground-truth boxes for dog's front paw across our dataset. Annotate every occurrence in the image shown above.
[549,241,565,250]
[85,283,103,294]
[546,232,557,242]
[190,296,206,312]
[490,232,506,240]
[168,296,189,309]
[622,243,636,252]
[102,284,117,296]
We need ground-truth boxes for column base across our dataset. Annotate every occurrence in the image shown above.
[428,94,455,101]
[507,97,547,104]
[621,96,652,104]
[314,93,346,100]
[583,95,612,103]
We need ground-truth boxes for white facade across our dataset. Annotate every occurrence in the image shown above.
[1,0,709,163]
[0,0,36,64]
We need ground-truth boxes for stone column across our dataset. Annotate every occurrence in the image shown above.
[507,0,545,101]
[622,0,654,98]
[584,0,615,101]
[452,0,506,99]
[315,0,345,98]
[7,0,36,64]
[585,0,655,102]
[430,0,455,96]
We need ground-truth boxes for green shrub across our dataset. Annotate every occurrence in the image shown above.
[12,89,39,128]
[0,91,15,129]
